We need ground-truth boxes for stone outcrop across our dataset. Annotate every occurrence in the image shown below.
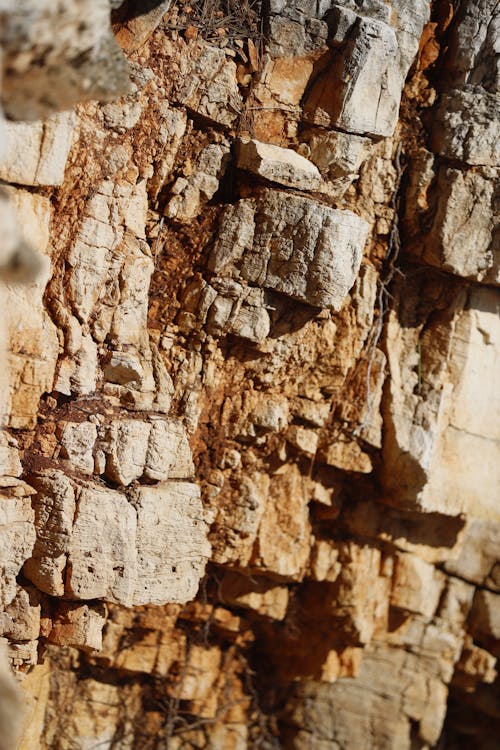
[0,1,498,749]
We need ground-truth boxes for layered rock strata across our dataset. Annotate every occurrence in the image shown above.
[0,1,498,749]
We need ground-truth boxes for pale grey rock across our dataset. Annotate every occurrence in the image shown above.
[431,87,500,166]
[172,40,242,127]
[0,112,74,186]
[131,482,210,605]
[103,420,151,486]
[390,552,445,618]
[422,165,498,285]
[304,12,399,136]
[60,422,98,475]
[446,0,499,93]
[145,418,194,481]
[100,417,194,485]
[165,142,230,222]
[0,0,131,120]
[250,396,289,433]
[209,191,368,310]
[303,129,371,196]
[25,470,209,607]
[67,482,137,604]
[207,201,256,275]
[383,284,500,520]
[206,279,271,344]
[236,138,323,192]
[301,1,428,137]
[0,492,36,608]
[23,471,79,597]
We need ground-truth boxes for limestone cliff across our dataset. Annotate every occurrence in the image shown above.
[0,1,498,748]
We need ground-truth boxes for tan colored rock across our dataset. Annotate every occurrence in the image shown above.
[391,552,445,619]
[2,191,58,429]
[309,540,341,583]
[254,464,311,581]
[114,0,171,52]
[60,421,97,475]
[0,492,36,608]
[452,635,497,691]
[284,642,448,749]
[0,585,40,642]
[48,602,106,652]
[469,589,500,655]
[99,609,183,677]
[0,432,22,477]
[212,472,269,568]
[322,436,373,474]
[0,113,75,186]
[220,571,289,620]
[176,644,221,704]
[287,425,319,456]
[236,138,323,192]
[445,519,500,591]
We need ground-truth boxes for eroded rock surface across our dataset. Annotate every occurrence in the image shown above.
[0,1,499,749]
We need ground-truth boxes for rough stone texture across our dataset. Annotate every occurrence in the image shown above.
[430,87,500,166]
[383,284,500,519]
[0,1,499,749]
[0,0,131,119]
[209,190,369,311]
[24,470,208,607]
[236,138,323,192]
[0,113,75,186]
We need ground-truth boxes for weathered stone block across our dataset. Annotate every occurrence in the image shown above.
[383,284,500,519]
[131,482,210,605]
[209,190,368,311]
[0,113,75,186]
[25,471,209,607]
[0,492,36,608]
[171,40,242,126]
[431,87,500,166]
[236,138,323,192]
[0,0,131,120]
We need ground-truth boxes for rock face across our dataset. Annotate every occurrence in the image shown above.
[0,1,499,749]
